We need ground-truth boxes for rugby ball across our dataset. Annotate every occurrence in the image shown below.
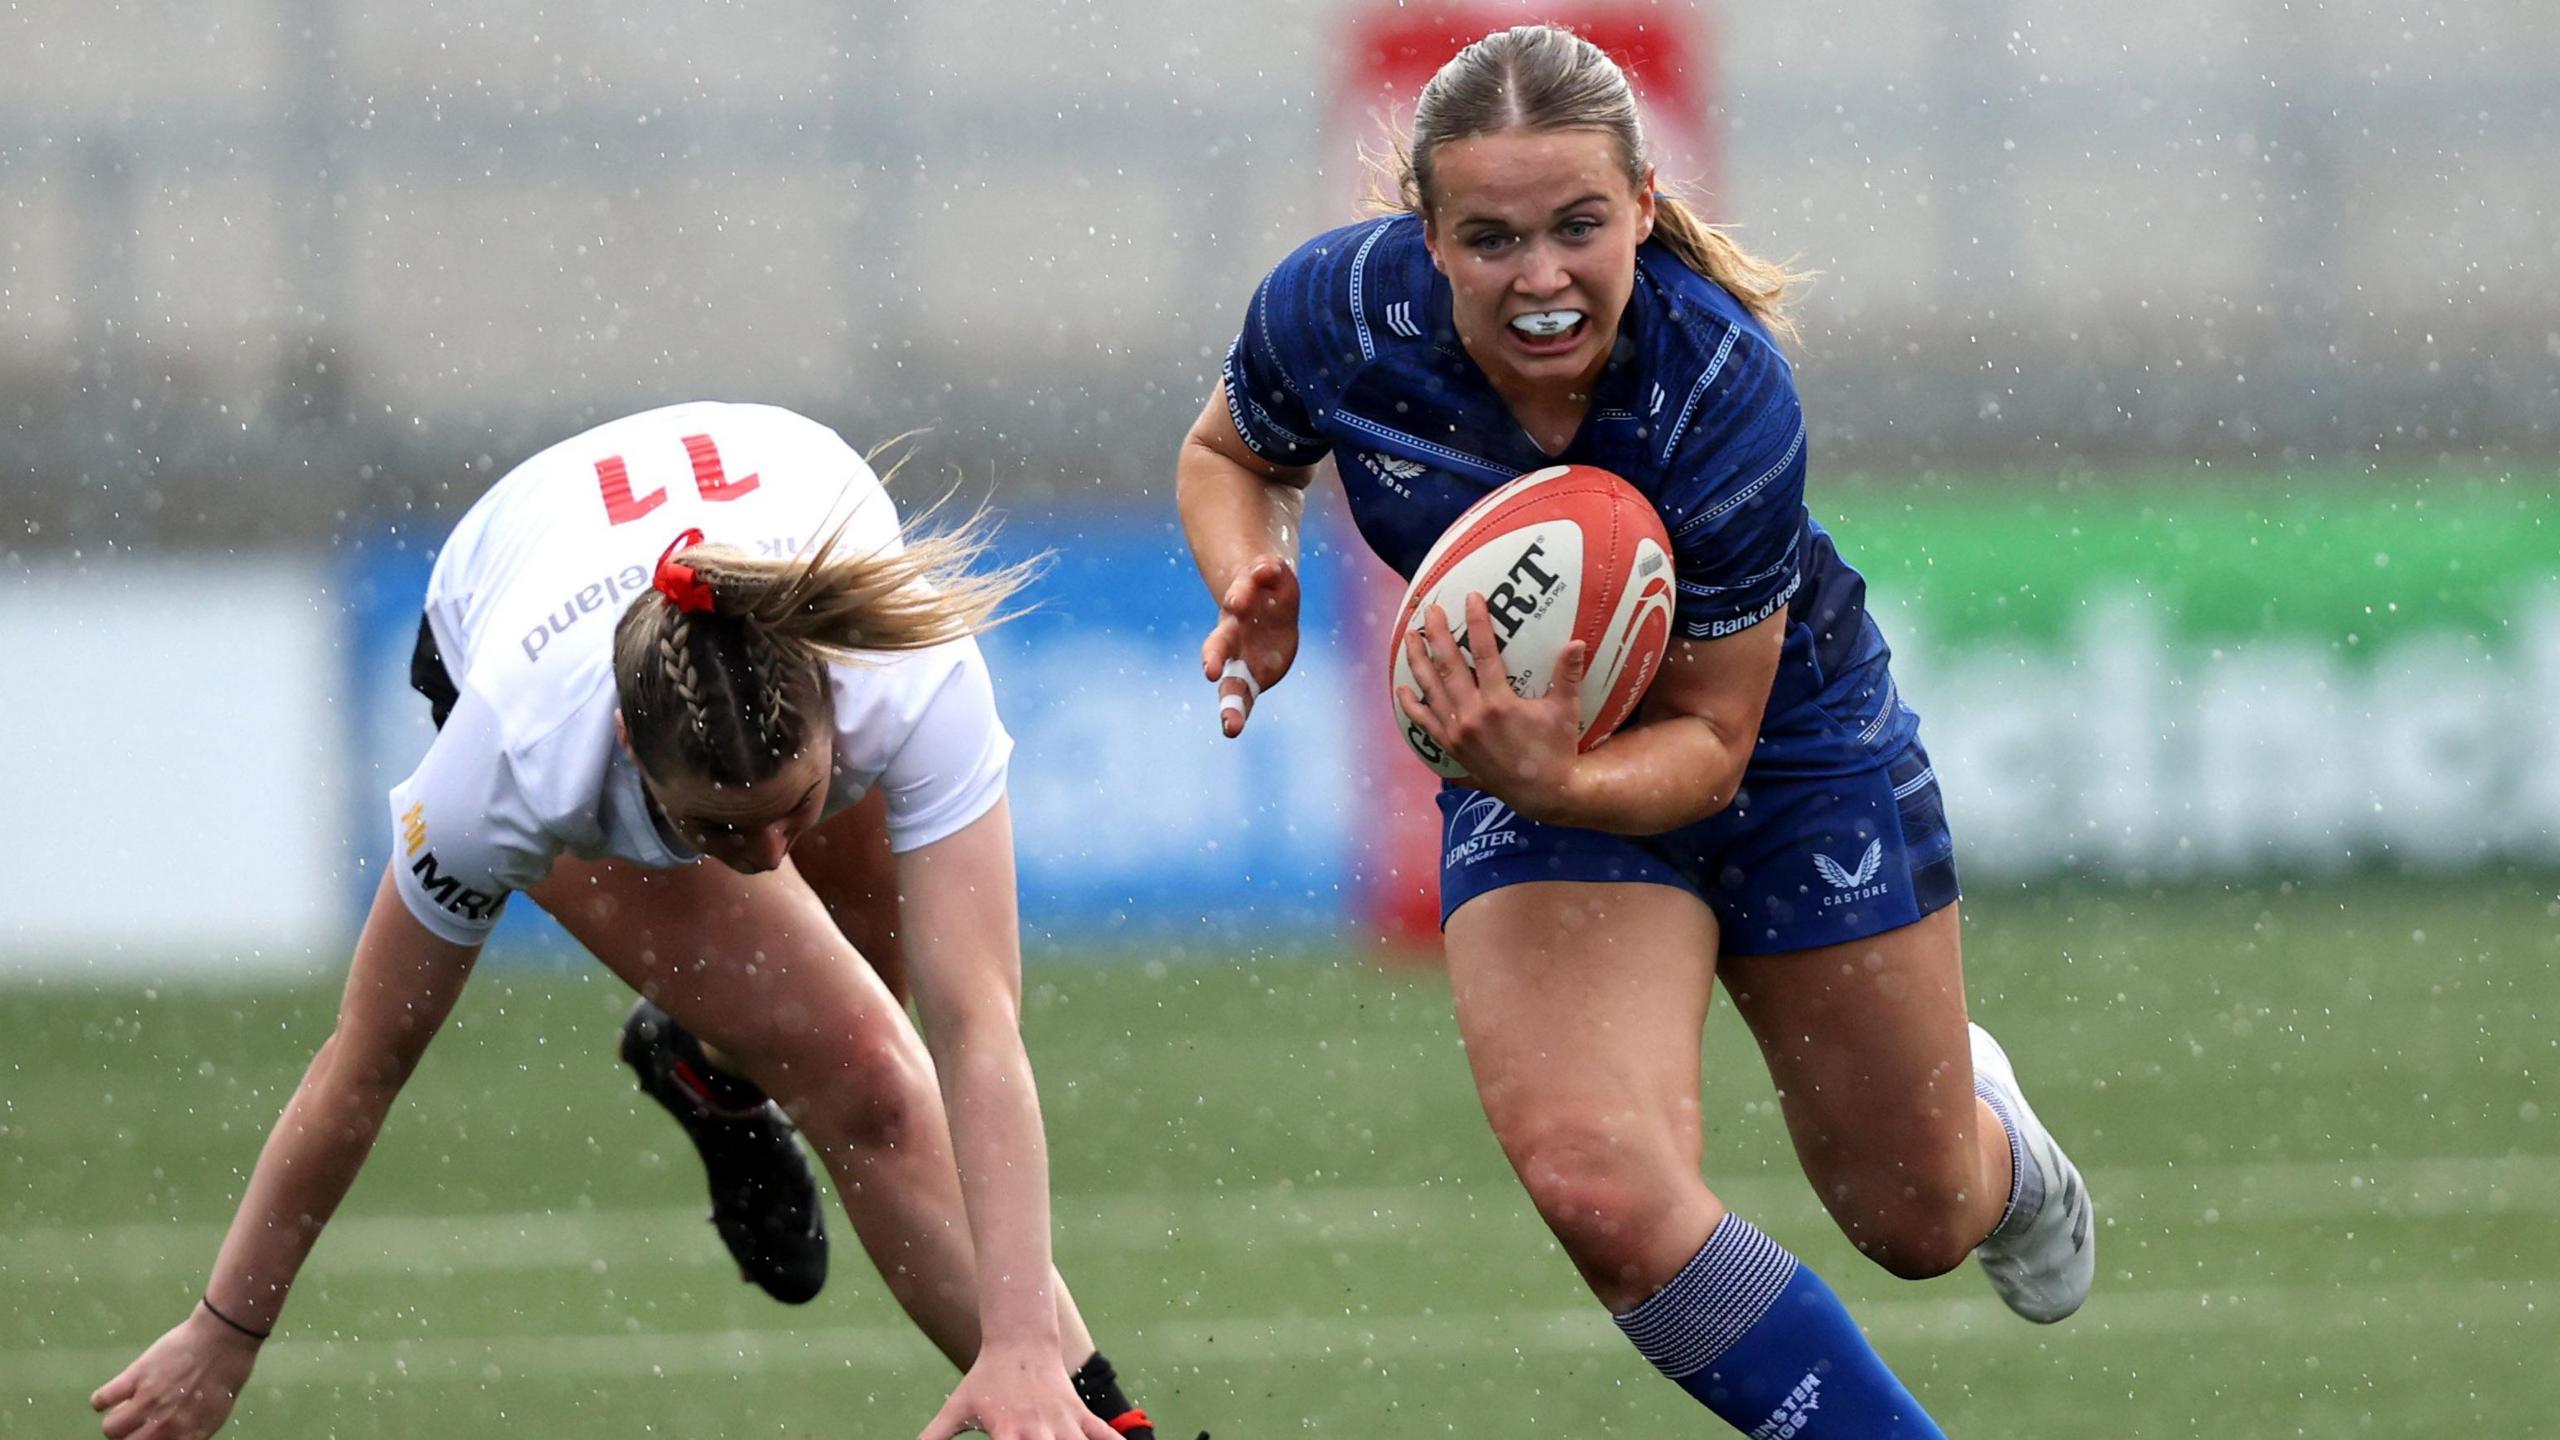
[1389,465,1676,778]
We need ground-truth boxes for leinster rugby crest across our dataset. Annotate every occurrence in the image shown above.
[1445,792,1523,867]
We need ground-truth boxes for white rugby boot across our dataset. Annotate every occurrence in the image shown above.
[1969,1021,2096,1322]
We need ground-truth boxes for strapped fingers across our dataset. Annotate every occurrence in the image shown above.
[1217,657,1260,736]
[1220,657,1263,704]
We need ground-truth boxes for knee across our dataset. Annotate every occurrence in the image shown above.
[1507,1122,1681,1281]
[749,1026,932,1155]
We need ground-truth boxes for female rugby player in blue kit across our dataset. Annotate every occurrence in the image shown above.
[1177,25,2094,1437]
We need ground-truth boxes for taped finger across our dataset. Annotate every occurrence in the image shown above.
[1219,658,1263,702]
[1217,659,1258,735]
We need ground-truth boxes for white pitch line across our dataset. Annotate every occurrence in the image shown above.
[10,1153,2556,1289]
[7,1279,2547,1397]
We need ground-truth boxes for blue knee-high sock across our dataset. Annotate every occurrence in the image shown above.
[1613,1214,1945,1438]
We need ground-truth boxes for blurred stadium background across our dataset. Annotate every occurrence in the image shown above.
[3,1,2554,1435]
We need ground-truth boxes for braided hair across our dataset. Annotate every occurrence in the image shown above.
[634,604,810,785]
[612,490,1034,789]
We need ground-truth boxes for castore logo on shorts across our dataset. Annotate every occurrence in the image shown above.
[1814,838,1889,908]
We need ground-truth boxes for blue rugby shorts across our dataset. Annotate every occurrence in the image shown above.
[1435,742,1961,956]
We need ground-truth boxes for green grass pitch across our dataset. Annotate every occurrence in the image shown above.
[6,873,2555,1436]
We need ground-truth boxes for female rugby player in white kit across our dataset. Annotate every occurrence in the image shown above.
[91,402,1182,1440]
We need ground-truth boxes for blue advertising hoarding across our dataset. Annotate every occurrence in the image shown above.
[978,510,1362,943]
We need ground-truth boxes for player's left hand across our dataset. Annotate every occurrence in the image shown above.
[1396,592,1590,822]
[90,1307,259,1440]
[916,1343,1118,1440]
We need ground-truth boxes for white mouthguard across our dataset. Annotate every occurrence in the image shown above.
[1509,310,1584,338]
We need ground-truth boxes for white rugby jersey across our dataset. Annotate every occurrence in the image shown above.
[387,401,1012,946]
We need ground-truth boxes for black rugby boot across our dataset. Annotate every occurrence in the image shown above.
[1072,1352,1211,1440]
[619,998,830,1304]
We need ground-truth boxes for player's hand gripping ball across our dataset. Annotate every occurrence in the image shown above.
[1389,464,1675,778]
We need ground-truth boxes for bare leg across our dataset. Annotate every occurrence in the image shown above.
[1442,880,1725,1311]
[1446,880,1953,1435]
[1717,903,2011,1278]
[530,855,1089,1366]
[787,797,1098,1361]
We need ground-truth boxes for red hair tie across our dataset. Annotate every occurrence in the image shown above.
[652,527,718,613]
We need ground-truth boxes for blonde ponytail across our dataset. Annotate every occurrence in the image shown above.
[674,504,1033,661]
[613,472,1036,786]
[1647,195,1804,344]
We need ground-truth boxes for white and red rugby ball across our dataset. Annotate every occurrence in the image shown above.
[1390,464,1676,778]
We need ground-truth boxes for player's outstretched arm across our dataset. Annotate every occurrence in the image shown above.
[1177,382,1315,737]
[90,873,482,1440]
[897,798,1115,1440]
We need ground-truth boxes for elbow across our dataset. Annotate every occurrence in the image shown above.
[1175,427,1227,488]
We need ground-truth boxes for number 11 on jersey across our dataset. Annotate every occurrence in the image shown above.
[594,434,763,525]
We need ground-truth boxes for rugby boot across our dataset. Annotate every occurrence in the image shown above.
[620,998,830,1304]
[1071,1353,1209,1439]
[1970,1021,2096,1322]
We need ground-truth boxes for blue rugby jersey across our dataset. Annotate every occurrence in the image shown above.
[1220,213,1915,779]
